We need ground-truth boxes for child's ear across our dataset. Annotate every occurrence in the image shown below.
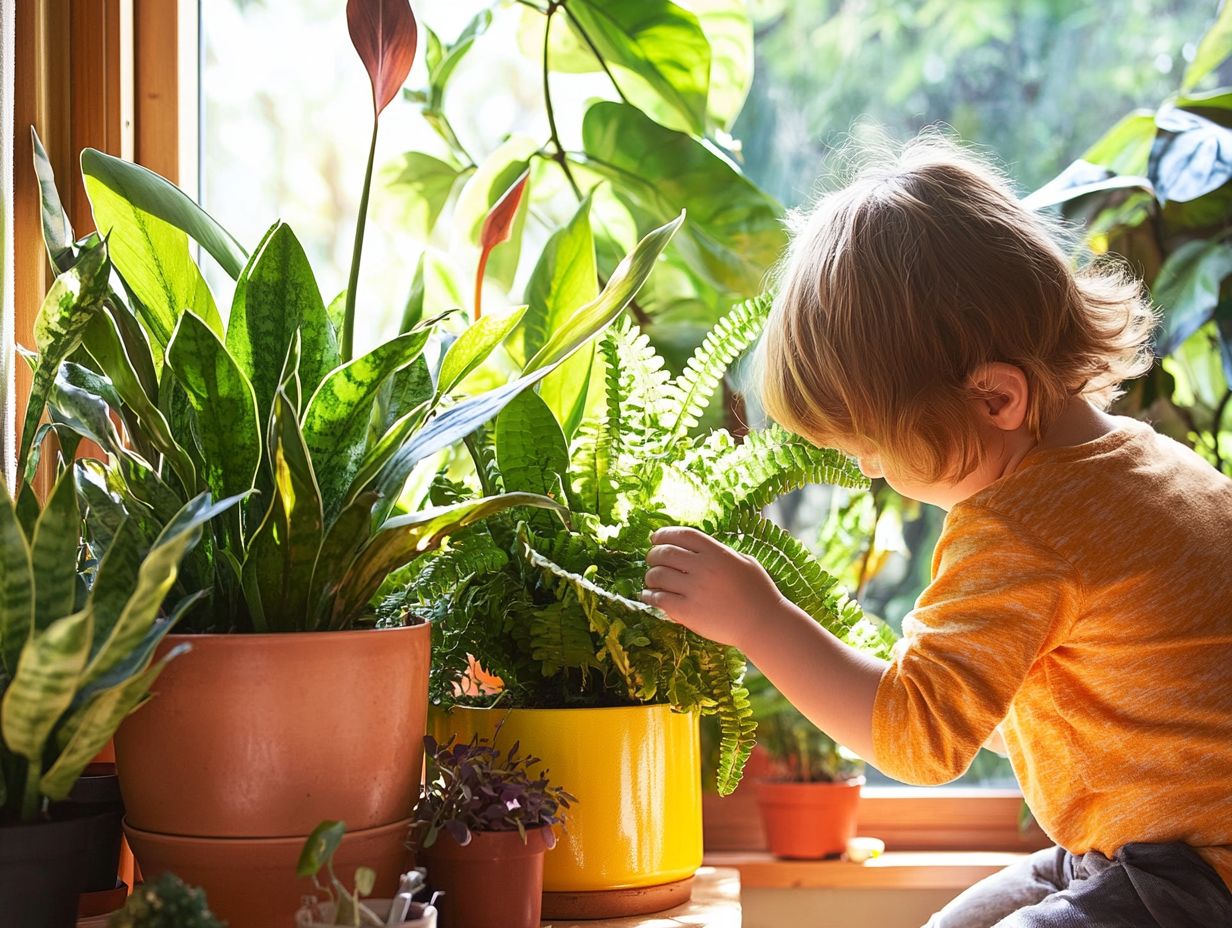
[965,362,1029,432]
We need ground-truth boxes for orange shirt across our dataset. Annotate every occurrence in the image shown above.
[872,417,1232,888]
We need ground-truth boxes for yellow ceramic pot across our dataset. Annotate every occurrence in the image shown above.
[434,704,702,892]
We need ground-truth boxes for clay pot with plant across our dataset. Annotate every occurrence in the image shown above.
[748,669,866,859]
[413,733,572,928]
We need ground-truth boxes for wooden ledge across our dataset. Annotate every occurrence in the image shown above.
[544,867,742,927]
[702,851,1026,891]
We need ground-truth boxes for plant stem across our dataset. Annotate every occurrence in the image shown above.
[343,118,380,362]
[543,3,583,201]
[474,249,490,320]
[560,4,631,106]
[21,760,41,822]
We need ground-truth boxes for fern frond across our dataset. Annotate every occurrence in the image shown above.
[701,427,867,523]
[606,320,678,455]
[713,511,861,641]
[696,642,756,796]
[662,294,773,444]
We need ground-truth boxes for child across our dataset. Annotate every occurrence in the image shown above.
[641,138,1232,927]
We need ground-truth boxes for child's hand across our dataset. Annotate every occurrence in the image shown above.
[641,526,786,650]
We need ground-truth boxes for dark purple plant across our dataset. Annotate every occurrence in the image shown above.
[415,733,574,849]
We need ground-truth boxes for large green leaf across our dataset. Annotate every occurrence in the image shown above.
[83,160,223,351]
[80,148,247,278]
[16,240,111,480]
[581,102,784,297]
[436,305,526,395]
[563,0,711,135]
[306,491,380,630]
[0,482,35,677]
[244,392,325,632]
[31,128,74,268]
[1183,2,1232,92]
[82,491,236,685]
[29,472,81,631]
[166,312,262,500]
[679,0,753,130]
[1153,241,1232,356]
[331,493,568,626]
[302,329,434,515]
[385,152,471,240]
[1081,111,1157,177]
[495,390,571,512]
[226,222,339,429]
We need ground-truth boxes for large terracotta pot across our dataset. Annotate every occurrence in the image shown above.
[756,777,864,859]
[422,827,551,928]
[125,816,413,928]
[436,704,702,916]
[115,625,430,836]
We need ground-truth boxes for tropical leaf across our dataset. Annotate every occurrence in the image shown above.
[0,481,35,677]
[494,390,571,517]
[31,128,74,268]
[29,472,81,631]
[1183,1,1232,92]
[347,0,418,116]
[437,305,526,395]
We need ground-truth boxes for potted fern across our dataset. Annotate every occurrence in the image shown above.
[18,4,679,926]
[746,669,866,859]
[390,294,892,916]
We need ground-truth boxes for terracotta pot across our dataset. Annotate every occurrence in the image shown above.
[422,827,550,928]
[436,705,702,902]
[124,816,413,928]
[77,881,127,918]
[115,624,430,837]
[756,777,864,859]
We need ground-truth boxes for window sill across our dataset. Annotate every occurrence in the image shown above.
[702,850,1026,891]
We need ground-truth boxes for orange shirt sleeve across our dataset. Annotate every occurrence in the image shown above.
[871,503,1080,785]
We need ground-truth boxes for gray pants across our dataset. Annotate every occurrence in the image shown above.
[925,844,1232,927]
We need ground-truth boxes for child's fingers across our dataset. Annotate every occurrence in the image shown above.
[651,526,721,554]
[640,588,684,613]
[646,543,694,572]
[644,565,689,593]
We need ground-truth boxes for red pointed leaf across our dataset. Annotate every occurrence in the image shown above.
[347,0,418,116]
[474,170,530,319]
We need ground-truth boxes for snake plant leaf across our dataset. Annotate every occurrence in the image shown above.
[302,328,434,517]
[437,305,527,396]
[39,642,190,802]
[76,461,128,557]
[30,128,74,268]
[495,390,571,510]
[581,102,784,297]
[226,222,340,430]
[166,312,262,501]
[0,481,35,678]
[522,196,600,436]
[82,154,225,349]
[524,210,685,373]
[307,491,381,631]
[82,491,241,686]
[16,238,111,481]
[30,472,81,632]
[80,148,247,278]
[563,0,711,135]
[347,0,418,116]
[82,518,145,663]
[244,391,326,632]
[372,357,433,442]
[331,492,568,626]
[81,311,198,492]
[1,608,91,783]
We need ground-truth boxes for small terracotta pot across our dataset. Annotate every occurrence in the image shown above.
[421,827,551,928]
[77,881,128,918]
[124,816,413,928]
[756,777,864,859]
[115,624,430,837]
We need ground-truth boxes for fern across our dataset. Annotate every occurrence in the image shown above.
[661,294,773,444]
[696,642,757,796]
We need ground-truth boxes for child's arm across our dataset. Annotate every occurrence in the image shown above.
[642,526,887,761]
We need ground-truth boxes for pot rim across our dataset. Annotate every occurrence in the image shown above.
[441,702,696,717]
[756,775,866,789]
[162,622,430,644]
[123,815,414,846]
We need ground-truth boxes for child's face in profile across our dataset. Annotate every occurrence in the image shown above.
[850,443,1000,513]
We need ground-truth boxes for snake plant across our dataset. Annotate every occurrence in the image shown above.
[384,294,895,794]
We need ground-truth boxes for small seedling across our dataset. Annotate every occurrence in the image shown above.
[296,820,383,927]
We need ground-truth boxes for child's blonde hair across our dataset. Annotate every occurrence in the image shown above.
[759,133,1156,482]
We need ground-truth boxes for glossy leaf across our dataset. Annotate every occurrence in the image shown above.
[682,0,753,130]
[166,312,262,500]
[372,356,434,441]
[475,170,530,318]
[81,148,246,278]
[1153,241,1232,356]
[423,9,491,110]
[1082,111,1157,176]
[31,128,74,268]
[83,157,223,349]
[16,240,111,480]
[226,221,339,429]
[306,491,380,629]
[347,0,418,115]
[297,819,347,878]
[29,472,81,632]
[1148,107,1232,205]
[564,0,711,135]
[437,305,526,396]
[0,480,35,677]
[1183,1,1232,91]
[302,329,433,514]
[385,152,471,240]
[581,102,784,296]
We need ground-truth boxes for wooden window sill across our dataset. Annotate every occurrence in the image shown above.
[545,867,742,927]
[702,851,1026,891]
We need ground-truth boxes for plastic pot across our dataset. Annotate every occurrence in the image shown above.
[115,624,430,837]
[421,828,551,928]
[66,765,125,893]
[756,777,864,858]
[0,809,107,928]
